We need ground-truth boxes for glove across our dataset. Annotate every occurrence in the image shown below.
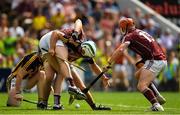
[72,31,79,41]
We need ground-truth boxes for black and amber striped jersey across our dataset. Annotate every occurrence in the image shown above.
[11,52,43,79]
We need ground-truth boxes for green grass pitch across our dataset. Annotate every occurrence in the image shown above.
[0,92,180,114]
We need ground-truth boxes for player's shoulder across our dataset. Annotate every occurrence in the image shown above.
[129,28,140,35]
[124,29,140,39]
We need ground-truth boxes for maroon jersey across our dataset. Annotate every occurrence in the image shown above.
[61,28,74,39]
[122,29,166,60]
[60,28,87,62]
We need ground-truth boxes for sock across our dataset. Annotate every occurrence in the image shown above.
[86,98,96,109]
[66,77,75,86]
[142,88,158,105]
[90,103,96,109]
[84,92,96,109]
[54,95,61,105]
[148,83,160,97]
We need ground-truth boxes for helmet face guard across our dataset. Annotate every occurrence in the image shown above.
[120,27,126,35]
[81,41,96,58]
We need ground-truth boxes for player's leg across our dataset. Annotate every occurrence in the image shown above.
[137,69,157,104]
[45,54,65,110]
[71,68,111,110]
[55,46,86,99]
[52,74,64,110]
[42,60,56,109]
[137,67,164,111]
[148,83,166,105]
[71,68,94,106]
[147,60,167,108]
[55,46,74,86]
[135,67,166,105]
[134,68,142,80]
[26,70,46,108]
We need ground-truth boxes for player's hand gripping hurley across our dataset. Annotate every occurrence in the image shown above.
[82,64,111,94]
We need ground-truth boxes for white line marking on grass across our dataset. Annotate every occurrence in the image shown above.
[104,103,180,111]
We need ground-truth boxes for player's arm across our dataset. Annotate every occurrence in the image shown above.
[15,75,23,94]
[15,69,27,94]
[6,74,14,92]
[66,19,84,47]
[49,30,66,56]
[72,19,85,42]
[88,58,109,87]
[74,19,83,34]
[123,50,135,65]
[108,42,130,65]
[123,51,145,69]
[14,68,28,101]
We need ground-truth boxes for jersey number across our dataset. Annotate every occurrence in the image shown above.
[139,31,154,42]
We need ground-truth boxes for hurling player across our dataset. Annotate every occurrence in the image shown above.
[106,17,167,111]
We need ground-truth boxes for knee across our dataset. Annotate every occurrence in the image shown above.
[39,71,46,80]
[137,82,147,92]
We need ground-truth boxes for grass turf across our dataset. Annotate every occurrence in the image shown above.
[0,92,180,114]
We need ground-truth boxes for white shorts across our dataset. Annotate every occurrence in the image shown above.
[143,60,167,76]
[39,31,65,55]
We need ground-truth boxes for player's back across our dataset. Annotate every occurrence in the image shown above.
[11,52,43,78]
[124,29,166,60]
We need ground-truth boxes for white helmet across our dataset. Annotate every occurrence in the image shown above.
[81,40,96,58]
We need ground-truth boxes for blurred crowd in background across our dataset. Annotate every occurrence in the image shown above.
[0,0,179,92]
